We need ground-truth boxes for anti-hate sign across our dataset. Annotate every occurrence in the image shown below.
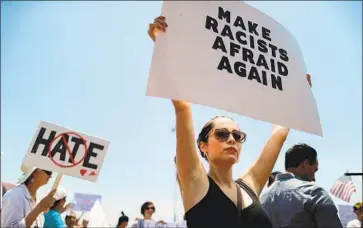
[22,121,109,182]
[147,1,322,136]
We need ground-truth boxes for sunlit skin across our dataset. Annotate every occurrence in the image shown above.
[117,221,128,228]
[143,204,155,220]
[26,169,52,201]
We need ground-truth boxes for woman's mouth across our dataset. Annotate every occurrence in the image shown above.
[225,147,237,153]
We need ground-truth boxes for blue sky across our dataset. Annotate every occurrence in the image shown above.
[1,0,362,225]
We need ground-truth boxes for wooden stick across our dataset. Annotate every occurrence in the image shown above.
[77,211,86,223]
[52,173,63,190]
[45,173,63,213]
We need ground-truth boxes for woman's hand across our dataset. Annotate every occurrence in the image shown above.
[36,189,56,212]
[147,16,190,111]
[148,16,168,42]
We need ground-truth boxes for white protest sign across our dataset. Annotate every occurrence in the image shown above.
[22,121,109,182]
[88,200,109,227]
[146,1,322,136]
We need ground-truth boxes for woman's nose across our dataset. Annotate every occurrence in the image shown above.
[226,133,236,144]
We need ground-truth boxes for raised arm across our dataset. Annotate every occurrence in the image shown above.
[172,101,206,185]
[240,125,289,196]
[148,17,206,186]
[240,74,312,196]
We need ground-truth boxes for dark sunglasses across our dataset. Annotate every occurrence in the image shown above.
[213,128,246,143]
[146,206,155,211]
[43,170,53,176]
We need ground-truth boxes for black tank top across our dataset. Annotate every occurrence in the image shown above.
[185,176,272,228]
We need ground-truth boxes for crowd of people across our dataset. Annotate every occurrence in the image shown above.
[0,15,362,228]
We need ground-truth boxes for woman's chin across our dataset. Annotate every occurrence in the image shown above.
[215,155,238,166]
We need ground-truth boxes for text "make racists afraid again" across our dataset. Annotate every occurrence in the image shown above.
[205,6,290,91]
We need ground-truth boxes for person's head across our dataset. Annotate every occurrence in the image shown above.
[19,164,52,188]
[82,219,89,228]
[284,143,318,181]
[65,215,72,228]
[141,201,155,219]
[50,187,68,211]
[353,202,363,221]
[65,212,78,227]
[117,211,129,228]
[197,116,246,167]
[267,171,282,187]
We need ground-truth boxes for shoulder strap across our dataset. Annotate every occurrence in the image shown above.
[236,178,259,202]
[236,183,242,226]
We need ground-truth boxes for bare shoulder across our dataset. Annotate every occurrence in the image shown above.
[180,172,209,212]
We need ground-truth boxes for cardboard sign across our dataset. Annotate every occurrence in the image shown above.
[23,121,109,182]
[88,200,109,227]
[72,193,102,212]
[146,1,322,136]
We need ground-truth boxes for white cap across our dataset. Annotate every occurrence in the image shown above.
[54,186,68,201]
[16,163,37,185]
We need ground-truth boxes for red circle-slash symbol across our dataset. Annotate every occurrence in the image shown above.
[48,132,88,168]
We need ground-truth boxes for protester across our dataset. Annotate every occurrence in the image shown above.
[131,201,166,227]
[267,171,282,187]
[65,215,73,228]
[43,187,71,228]
[116,211,129,228]
[148,16,314,228]
[1,164,56,227]
[347,202,363,228]
[81,219,89,228]
[260,143,343,228]
[65,211,87,228]
[65,212,79,228]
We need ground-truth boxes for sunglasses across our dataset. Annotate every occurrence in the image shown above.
[43,170,53,177]
[212,128,246,143]
[146,206,155,211]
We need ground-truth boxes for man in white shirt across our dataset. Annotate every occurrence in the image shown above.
[347,202,362,228]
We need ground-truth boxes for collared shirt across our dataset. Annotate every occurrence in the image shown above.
[260,173,343,228]
[1,184,44,228]
[44,209,65,228]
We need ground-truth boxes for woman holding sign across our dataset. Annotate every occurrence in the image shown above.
[1,164,57,228]
[148,16,312,228]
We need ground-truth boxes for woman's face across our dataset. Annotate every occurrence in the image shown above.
[354,208,362,221]
[200,118,244,166]
[119,221,128,228]
[143,203,155,218]
[33,169,52,186]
